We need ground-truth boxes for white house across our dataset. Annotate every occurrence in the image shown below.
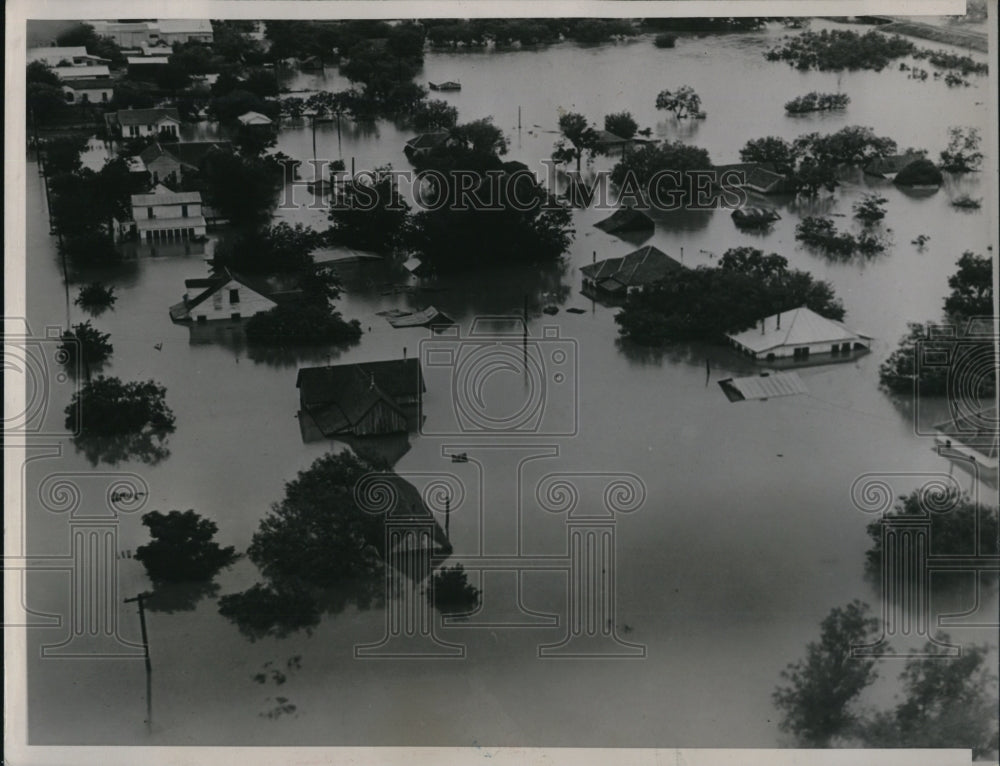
[169,271,277,324]
[53,64,111,80]
[124,185,207,243]
[726,306,871,363]
[62,79,114,105]
[154,19,215,45]
[105,107,181,139]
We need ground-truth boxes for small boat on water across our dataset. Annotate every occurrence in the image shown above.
[429,81,461,91]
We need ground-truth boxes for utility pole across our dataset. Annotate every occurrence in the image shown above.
[124,592,152,729]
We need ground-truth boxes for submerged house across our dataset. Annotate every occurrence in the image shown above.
[714,162,796,195]
[726,306,871,363]
[731,206,781,228]
[120,185,207,243]
[237,110,274,127]
[404,131,451,160]
[594,206,655,237]
[934,406,998,486]
[863,152,924,181]
[581,245,684,301]
[62,79,114,105]
[139,141,233,185]
[296,358,425,438]
[169,270,277,324]
[105,107,181,139]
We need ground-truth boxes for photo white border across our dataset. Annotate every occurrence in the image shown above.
[5,2,996,765]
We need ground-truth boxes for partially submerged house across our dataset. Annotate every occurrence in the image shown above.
[120,185,207,243]
[404,131,451,160]
[581,245,684,301]
[863,152,924,181]
[594,206,655,237]
[169,269,277,324]
[714,162,796,195]
[105,107,182,139]
[296,358,425,438]
[719,371,808,402]
[138,141,233,185]
[731,206,781,228]
[726,306,871,363]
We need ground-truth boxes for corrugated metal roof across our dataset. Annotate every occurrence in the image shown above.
[720,372,808,401]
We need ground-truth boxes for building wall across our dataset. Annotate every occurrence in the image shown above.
[121,120,180,138]
[64,86,113,104]
[133,201,203,221]
[145,155,182,184]
[189,280,276,323]
[749,339,866,360]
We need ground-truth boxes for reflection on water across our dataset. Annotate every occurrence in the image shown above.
[23,23,996,748]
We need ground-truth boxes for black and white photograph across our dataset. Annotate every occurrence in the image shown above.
[4,3,998,764]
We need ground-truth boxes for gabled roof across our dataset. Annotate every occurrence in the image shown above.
[139,141,232,169]
[156,19,214,35]
[131,185,203,207]
[169,269,276,321]
[581,245,683,288]
[726,306,870,354]
[296,358,424,408]
[114,107,182,127]
[592,129,629,147]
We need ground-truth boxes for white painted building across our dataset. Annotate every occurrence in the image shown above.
[27,46,108,68]
[62,79,114,105]
[105,107,181,138]
[125,185,207,243]
[87,19,213,47]
[726,306,871,363]
[170,272,277,324]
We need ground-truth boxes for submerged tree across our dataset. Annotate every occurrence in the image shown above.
[552,112,598,172]
[853,194,888,227]
[59,321,113,379]
[74,282,117,314]
[772,600,882,747]
[428,565,481,614]
[135,510,237,582]
[655,85,703,119]
[939,127,983,172]
[604,111,638,140]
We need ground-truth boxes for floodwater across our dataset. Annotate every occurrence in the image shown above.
[21,22,997,747]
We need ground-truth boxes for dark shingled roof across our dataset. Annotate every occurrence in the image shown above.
[140,141,233,170]
[297,358,424,408]
[581,245,683,288]
[594,206,655,235]
[405,132,450,150]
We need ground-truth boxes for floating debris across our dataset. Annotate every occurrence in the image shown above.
[719,371,808,402]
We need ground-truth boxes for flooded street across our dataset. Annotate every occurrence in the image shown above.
[22,22,996,747]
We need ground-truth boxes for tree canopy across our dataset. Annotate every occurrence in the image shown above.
[135,510,237,582]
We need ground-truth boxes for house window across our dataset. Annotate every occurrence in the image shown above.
[129,125,139,137]
[229,289,240,305]
[230,312,241,321]
[196,314,207,324]
[65,91,74,102]
[181,205,188,218]
[81,93,90,103]
[102,92,109,102]
[147,207,154,219]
